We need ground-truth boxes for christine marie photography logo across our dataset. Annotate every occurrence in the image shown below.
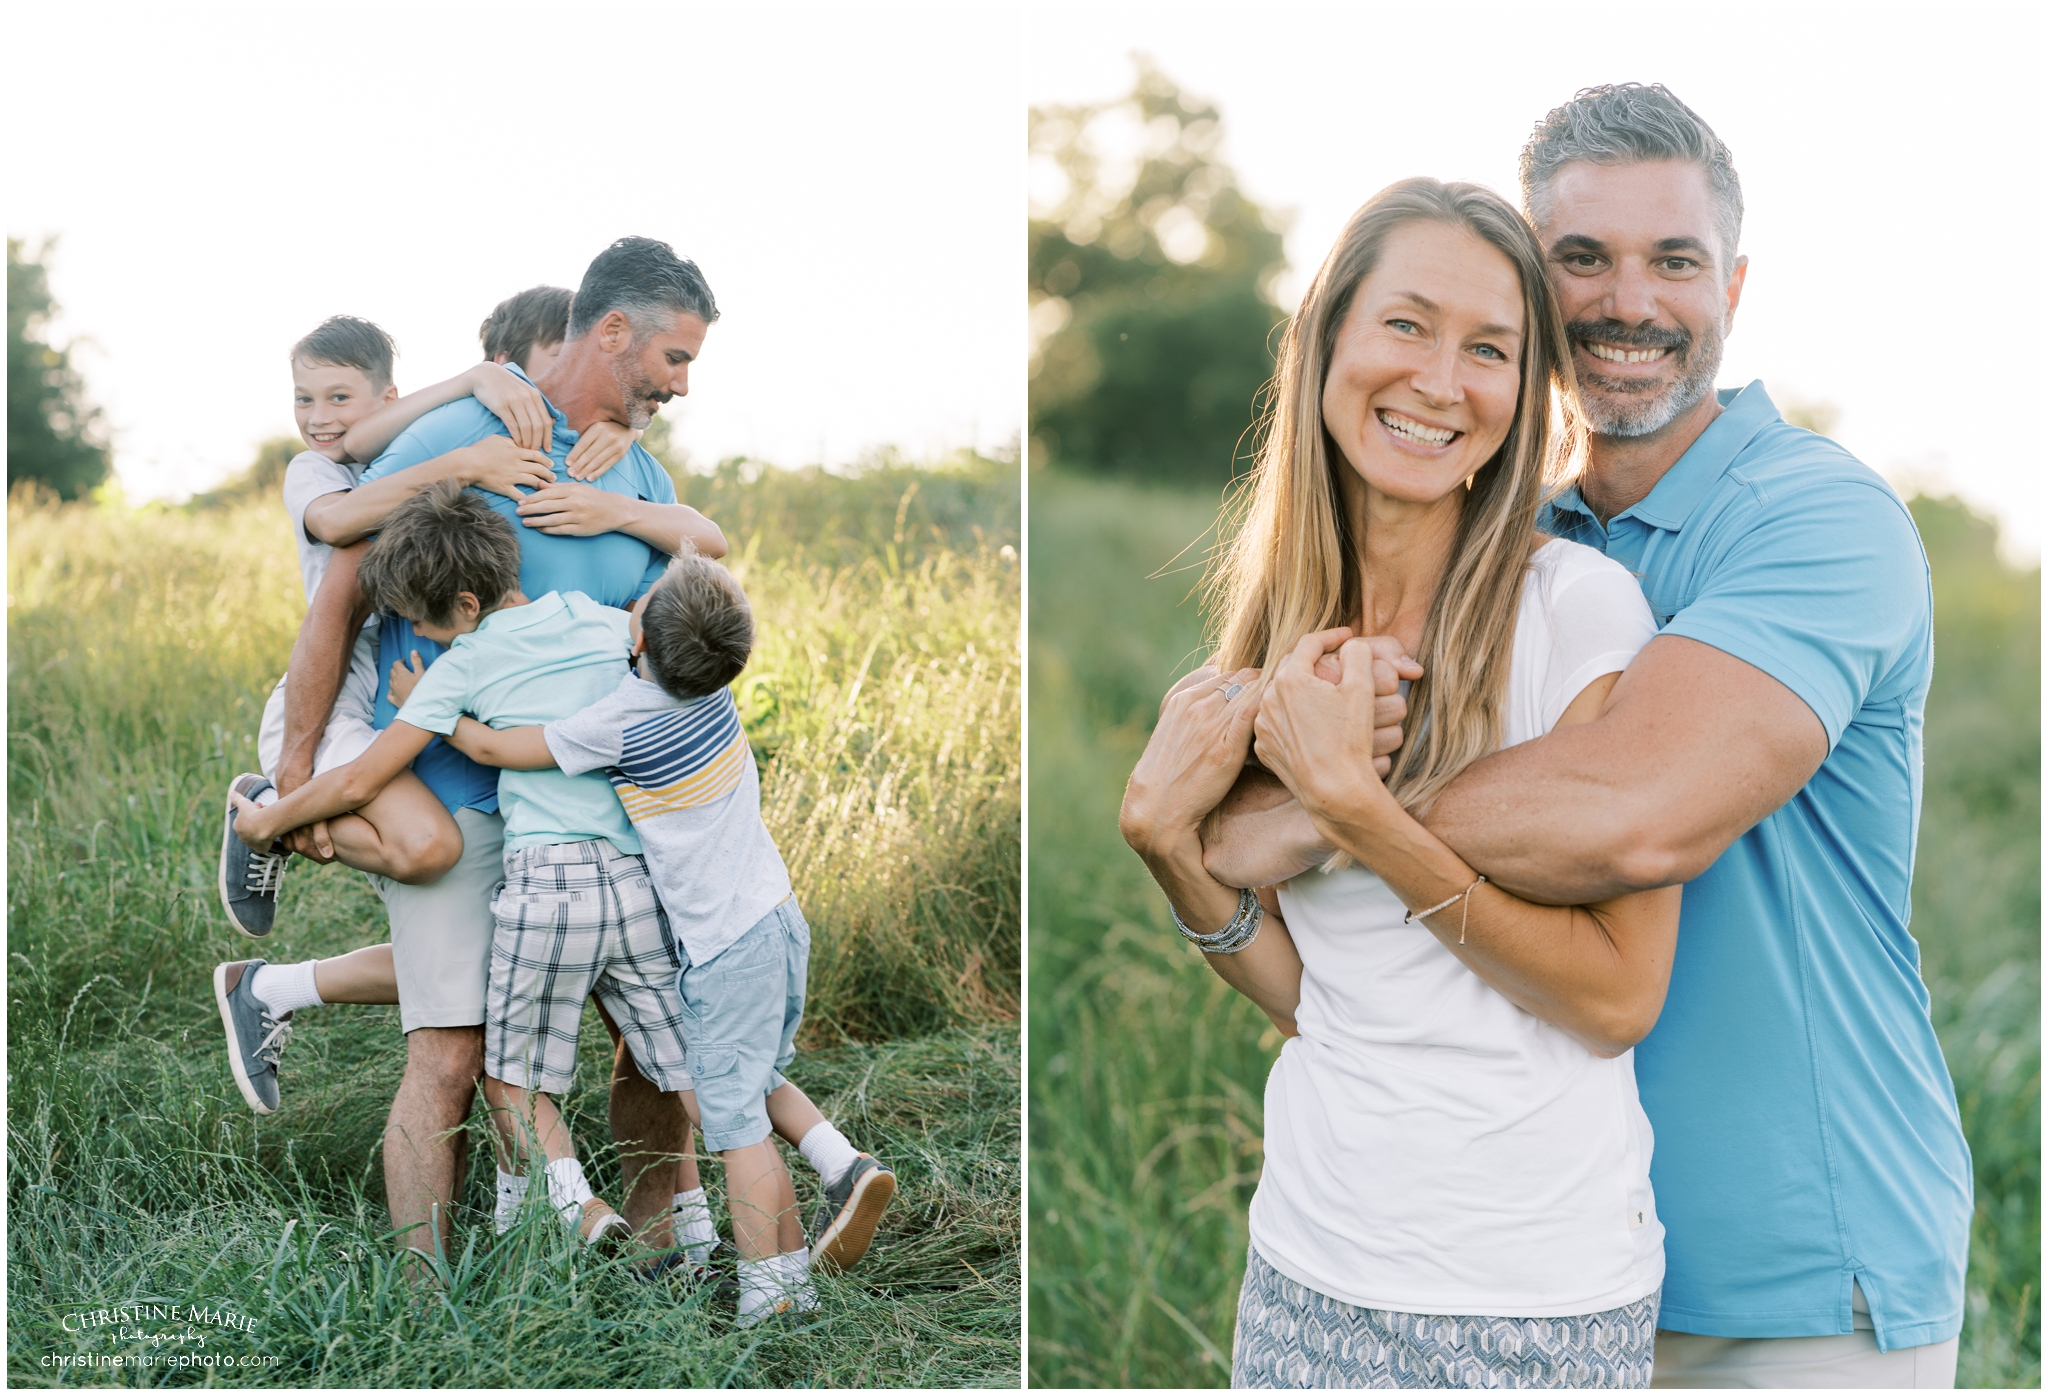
[38,1298,280,1374]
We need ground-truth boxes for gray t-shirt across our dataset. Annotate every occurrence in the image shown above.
[279,450,364,603]
[545,673,792,966]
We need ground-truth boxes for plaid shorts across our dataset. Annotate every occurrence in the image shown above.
[485,839,693,1095]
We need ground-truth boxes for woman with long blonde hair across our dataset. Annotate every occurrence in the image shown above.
[1121,179,1679,1388]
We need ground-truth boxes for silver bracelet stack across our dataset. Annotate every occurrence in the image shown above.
[1171,886,1265,954]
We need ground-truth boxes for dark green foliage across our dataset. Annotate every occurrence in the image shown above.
[1029,59,1287,483]
[8,238,110,500]
[1027,472,2040,1387]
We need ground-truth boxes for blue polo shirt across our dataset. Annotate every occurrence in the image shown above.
[1540,382,1971,1350]
[360,367,676,812]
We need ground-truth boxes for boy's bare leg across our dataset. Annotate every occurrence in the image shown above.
[312,943,398,1003]
[313,771,463,885]
[722,1138,803,1260]
[767,1082,827,1143]
[384,1025,481,1271]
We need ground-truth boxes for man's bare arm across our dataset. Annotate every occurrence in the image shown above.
[1425,634,1828,905]
[1203,766,1333,888]
[276,543,374,858]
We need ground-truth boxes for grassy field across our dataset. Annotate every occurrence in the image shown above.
[6,456,1020,1387]
[1026,469,2040,1388]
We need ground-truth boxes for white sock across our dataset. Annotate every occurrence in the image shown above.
[249,960,323,1016]
[797,1121,860,1188]
[672,1188,719,1265]
[544,1156,593,1215]
[495,1169,530,1234]
[777,1246,819,1312]
[737,1257,787,1326]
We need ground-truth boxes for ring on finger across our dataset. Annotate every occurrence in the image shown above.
[1222,682,1245,702]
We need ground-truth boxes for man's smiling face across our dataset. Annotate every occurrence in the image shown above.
[1536,160,1747,439]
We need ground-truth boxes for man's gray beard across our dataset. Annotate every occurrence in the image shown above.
[609,352,658,430]
[1580,322,1724,438]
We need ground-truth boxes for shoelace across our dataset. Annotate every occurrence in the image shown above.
[255,1014,294,1069]
[244,848,288,897]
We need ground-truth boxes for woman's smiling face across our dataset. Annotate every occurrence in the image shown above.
[1321,220,1526,507]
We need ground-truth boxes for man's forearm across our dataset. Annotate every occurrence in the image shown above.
[279,543,372,792]
[1203,765,1333,888]
[1424,635,1829,905]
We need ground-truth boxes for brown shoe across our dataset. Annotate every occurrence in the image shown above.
[574,1197,631,1248]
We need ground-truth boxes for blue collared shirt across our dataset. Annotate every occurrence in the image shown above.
[1540,382,1971,1349]
[359,366,676,813]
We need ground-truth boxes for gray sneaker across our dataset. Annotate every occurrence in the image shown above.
[214,959,293,1114]
[219,773,289,937]
[808,1154,896,1273]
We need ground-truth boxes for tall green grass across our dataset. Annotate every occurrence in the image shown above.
[1026,470,2040,1388]
[7,459,1020,1386]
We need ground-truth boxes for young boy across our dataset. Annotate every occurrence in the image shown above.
[442,546,896,1302]
[480,285,574,382]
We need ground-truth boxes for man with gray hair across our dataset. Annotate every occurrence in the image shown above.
[1418,84,1972,1385]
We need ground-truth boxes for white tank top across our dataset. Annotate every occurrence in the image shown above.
[1248,537,1666,1317]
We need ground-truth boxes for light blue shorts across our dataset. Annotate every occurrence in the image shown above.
[675,898,808,1152]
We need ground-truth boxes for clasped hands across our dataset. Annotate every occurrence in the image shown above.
[1121,628,1423,863]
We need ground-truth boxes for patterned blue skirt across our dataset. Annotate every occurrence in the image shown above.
[1231,1245,1658,1389]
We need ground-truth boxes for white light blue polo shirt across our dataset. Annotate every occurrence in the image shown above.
[1539,382,1971,1351]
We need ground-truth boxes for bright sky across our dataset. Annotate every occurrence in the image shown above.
[1031,5,2046,563]
[8,5,1020,501]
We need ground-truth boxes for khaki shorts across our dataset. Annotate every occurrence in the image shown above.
[370,806,504,1034]
[1652,1330,1958,1388]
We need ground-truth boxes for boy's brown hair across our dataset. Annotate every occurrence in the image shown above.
[359,480,522,627]
[478,286,574,372]
[291,315,397,391]
[639,552,754,700]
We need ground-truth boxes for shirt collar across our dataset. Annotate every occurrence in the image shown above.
[1549,380,1781,534]
[501,362,576,442]
[465,591,563,641]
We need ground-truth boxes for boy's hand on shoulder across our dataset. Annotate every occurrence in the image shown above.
[564,421,639,481]
[389,650,428,707]
[460,434,556,500]
[516,479,635,536]
[469,362,553,453]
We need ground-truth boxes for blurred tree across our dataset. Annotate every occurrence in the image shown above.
[1030,58,1288,483]
[186,436,304,510]
[9,238,111,500]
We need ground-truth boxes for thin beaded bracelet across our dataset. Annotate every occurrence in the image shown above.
[1171,886,1265,954]
[1403,874,1489,944]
